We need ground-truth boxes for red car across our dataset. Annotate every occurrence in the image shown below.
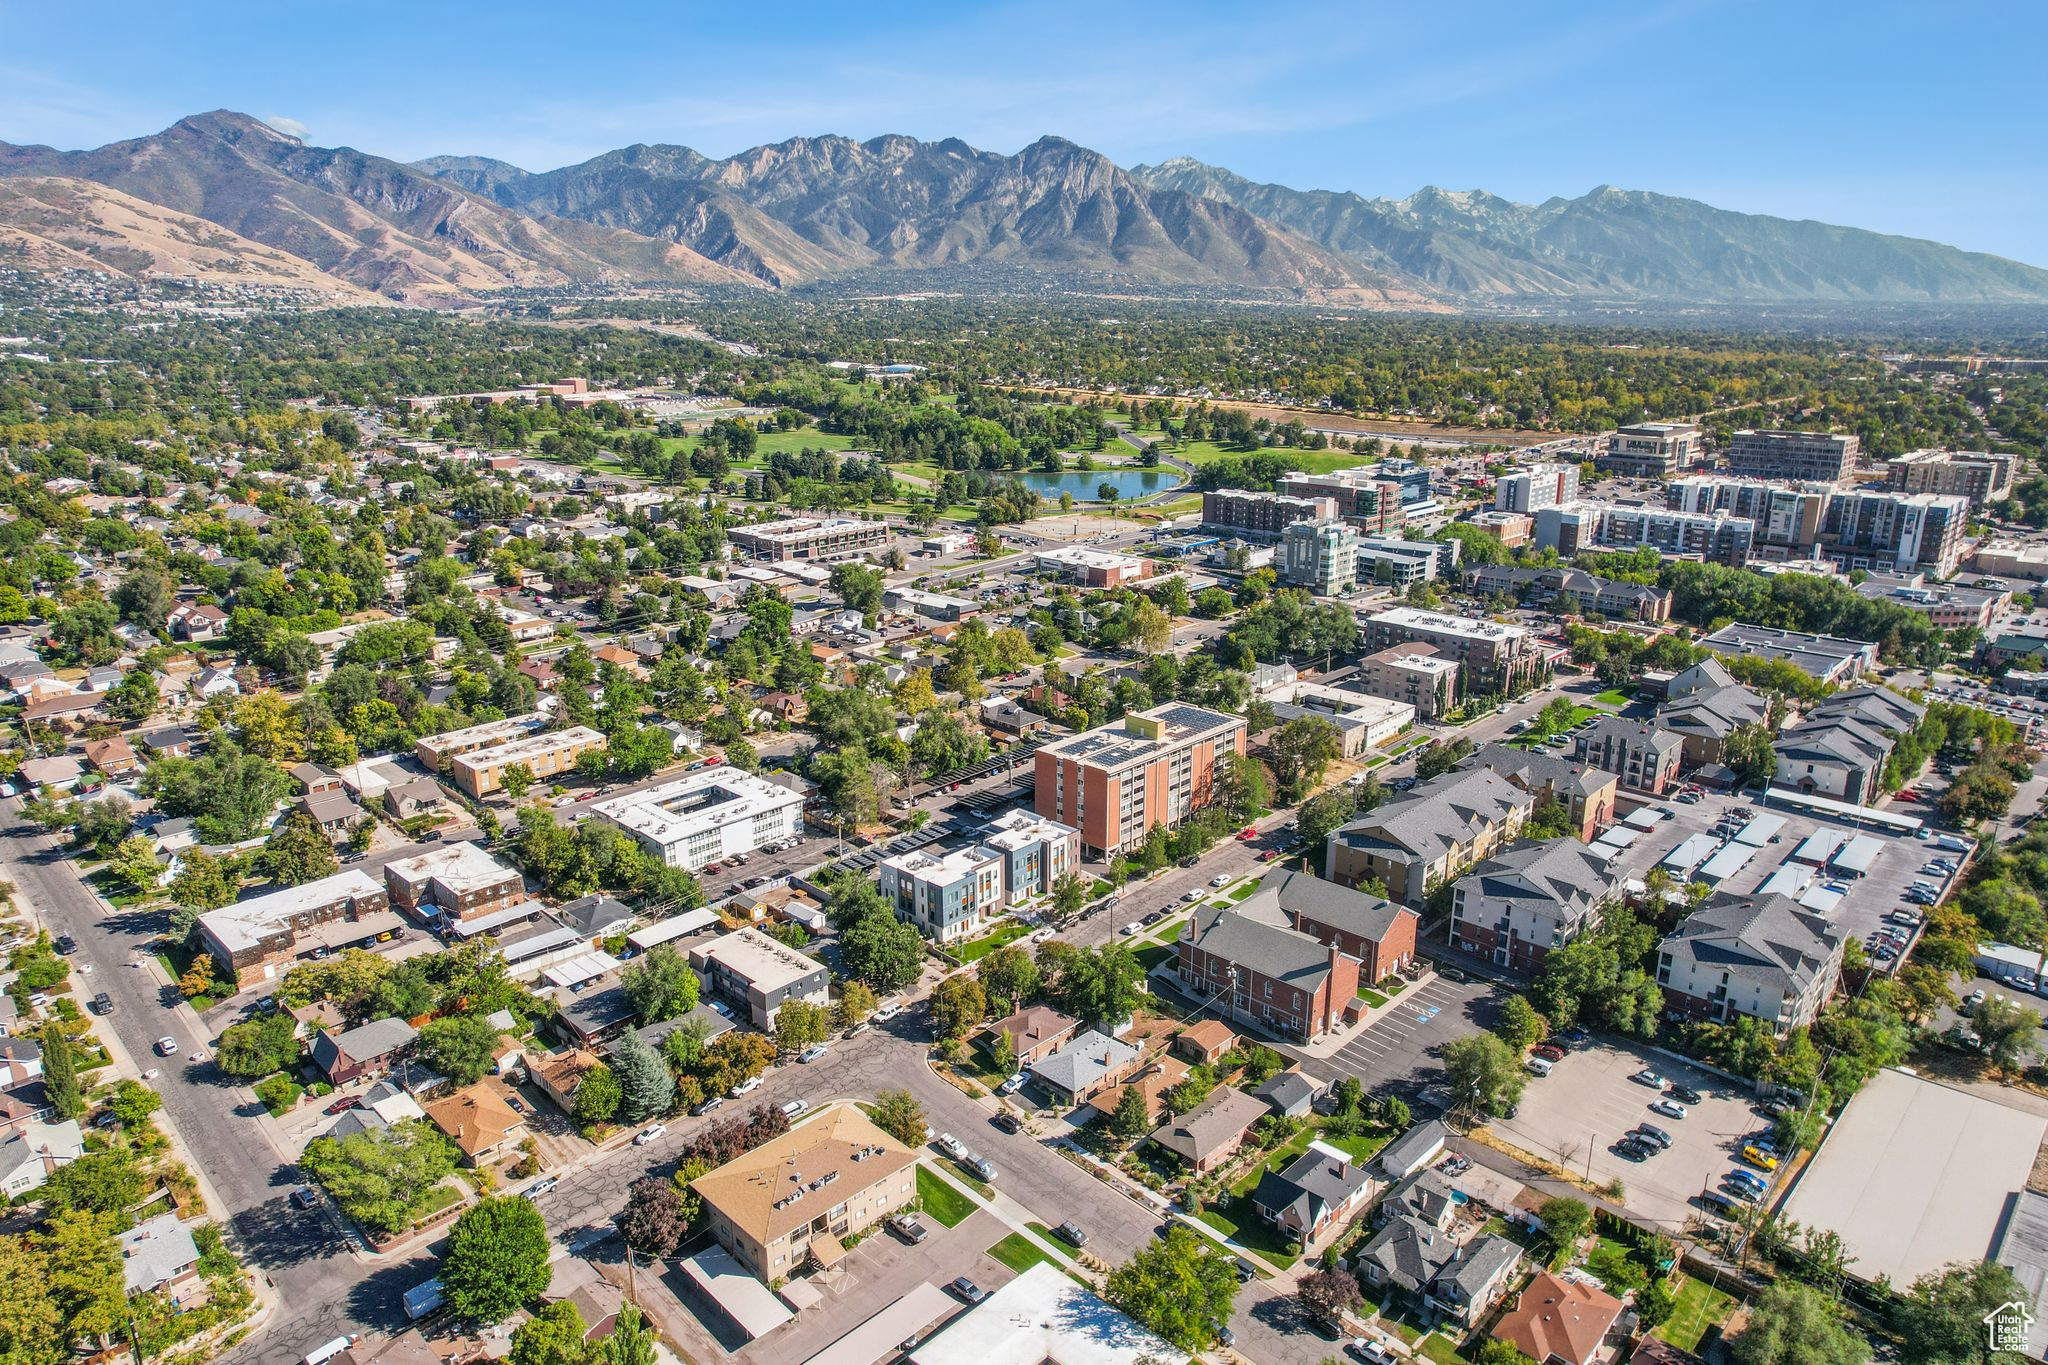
[1532,1044,1567,1062]
[703,756,723,767]
[1236,827,1257,841]
[1259,849,1281,861]
[325,1096,361,1115]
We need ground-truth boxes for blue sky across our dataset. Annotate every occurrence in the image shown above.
[7,0,2048,263]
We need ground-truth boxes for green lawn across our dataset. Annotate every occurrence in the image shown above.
[1195,1197,1296,1269]
[1357,986,1391,1008]
[1133,942,1172,973]
[1170,441,1369,474]
[987,1232,1061,1275]
[1591,689,1634,709]
[1227,882,1260,903]
[956,919,1032,962]
[916,1166,978,1227]
[1417,1333,1467,1365]
[1655,1274,1739,1351]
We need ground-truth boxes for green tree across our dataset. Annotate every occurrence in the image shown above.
[774,999,831,1055]
[839,909,925,991]
[39,1210,129,1344]
[1972,995,2042,1072]
[42,1148,146,1218]
[501,764,536,801]
[507,1300,588,1365]
[40,1024,82,1120]
[105,1079,163,1128]
[835,980,878,1028]
[1296,788,1359,855]
[1052,871,1088,922]
[442,1196,553,1324]
[980,944,1040,1012]
[167,850,236,912]
[261,811,339,888]
[572,1064,622,1128]
[871,1089,928,1146]
[620,944,699,1024]
[1103,1226,1242,1350]
[0,1236,64,1365]
[1534,1197,1592,1267]
[1731,1282,1869,1365]
[216,1013,300,1078]
[1442,1033,1525,1118]
[1724,722,1778,788]
[1895,1261,2031,1365]
[1493,995,1545,1054]
[1109,1083,1153,1139]
[593,1303,657,1365]
[930,975,988,1040]
[1415,737,1475,780]
[298,1120,459,1238]
[417,1014,501,1086]
[1267,716,1343,802]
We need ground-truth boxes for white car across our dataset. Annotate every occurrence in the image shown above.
[154,1037,178,1056]
[999,1073,1026,1095]
[1120,922,1142,937]
[798,1044,830,1064]
[1210,874,1231,887]
[633,1124,667,1146]
[729,1076,763,1098]
[873,1003,902,1022]
[780,1098,810,1119]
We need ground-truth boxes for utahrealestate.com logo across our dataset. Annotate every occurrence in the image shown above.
[1985,1300,2034,1352]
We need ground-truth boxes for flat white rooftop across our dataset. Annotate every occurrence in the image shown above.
[384,841,518,895]
[690,927,823,993]
[1368,605,1528,643]
[881,843,997,883]
[1036,546,1148,571]
[454,725,605,770]
[199,869,384,953]
[909,1261,1178,1365]
[1782,1068,2047,1287]
[590,769,802,848]
[681,1246,793,1339]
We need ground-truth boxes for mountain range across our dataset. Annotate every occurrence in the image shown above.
[3,110,2045,308]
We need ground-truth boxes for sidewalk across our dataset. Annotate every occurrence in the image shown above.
[1292,968,1439,1061]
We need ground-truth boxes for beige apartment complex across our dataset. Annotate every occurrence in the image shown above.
[448,725,607,798]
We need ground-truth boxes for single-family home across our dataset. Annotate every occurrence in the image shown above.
[1029,1030,1141,1107]
[984,1005,1081,1067]
[1491,1271,1628,1365]
[310,1017,417,1086]
[1251,1140,1377,1247]
[1147,1085,1269,1174]
[424,1084,527,1165]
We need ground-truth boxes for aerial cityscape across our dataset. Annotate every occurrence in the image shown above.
[5,7,2048,1365]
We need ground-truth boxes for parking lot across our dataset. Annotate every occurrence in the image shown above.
[1488,1039,1775,1230]
[1297,973,1506,1106]
[1602,786,1952,974]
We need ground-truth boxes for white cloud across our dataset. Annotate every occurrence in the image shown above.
[260,114,308,139]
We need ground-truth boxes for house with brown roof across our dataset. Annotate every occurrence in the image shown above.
[83,735,138,777]
[1085,1056,1188,1127]
[1147,1085,1269,1173]
[425,1084,527,1164]
[691,1106,918,1281]
[1173,1020,1237,1066]
[758,691,808,723]
[983,1005,1080,1067]
[1492,1271,1627,1365]
[530,1049,604,1116]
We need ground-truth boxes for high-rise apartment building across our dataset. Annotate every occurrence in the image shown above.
[1596,422,1706,477]
[1494,463,1582,514]
[1034,704,1248,860]
[1275,469,1404,534]
[1360,607,1546,696]
[1666,476,1828,551]
[1818,489,1969,578]
[1884,449,2018,508]
[1724,430,1860,484]
[1200,490,1339,541]
[1534,503,1755,565]
[1279,519,1358,595]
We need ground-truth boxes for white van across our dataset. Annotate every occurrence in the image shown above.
[1526,1056,1555,1077]
[304,1336,359,1365]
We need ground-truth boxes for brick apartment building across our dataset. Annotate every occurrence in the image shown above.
[1034,704,1248,860]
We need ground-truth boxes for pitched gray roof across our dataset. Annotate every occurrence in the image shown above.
[1661,892,1840,996]
[1029,1029,1139,1093]
[1183,905,1336,992]
[1466,839,1616,921]
[1266,868,1413,945]
[1378,1120,1450,1178]
[1335,768,1533,865]
[1252,1141,1374,1228]
[1463,744,1617,800]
